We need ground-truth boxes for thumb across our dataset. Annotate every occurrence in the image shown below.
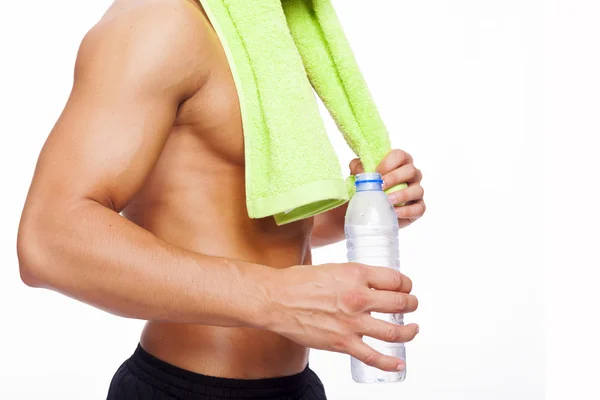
[349,158,365,175]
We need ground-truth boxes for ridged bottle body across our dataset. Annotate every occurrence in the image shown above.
[345,173,406,383]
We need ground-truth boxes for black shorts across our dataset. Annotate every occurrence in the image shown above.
[107,344,327,400]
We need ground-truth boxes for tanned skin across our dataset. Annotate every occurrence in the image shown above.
[17,0,425,379]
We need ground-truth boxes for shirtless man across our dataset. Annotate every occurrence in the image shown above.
[17,1,425,399]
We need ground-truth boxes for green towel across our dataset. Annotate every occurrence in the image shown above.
[198,0,407,225]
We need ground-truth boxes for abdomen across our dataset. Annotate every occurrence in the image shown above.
[123,132,313,378]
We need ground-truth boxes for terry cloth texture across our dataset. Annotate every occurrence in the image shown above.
[198,0,407,224]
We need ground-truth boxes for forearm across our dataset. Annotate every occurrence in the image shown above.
[17,199,274,329]
[311,203,348,247]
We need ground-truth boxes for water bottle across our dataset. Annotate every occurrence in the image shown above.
[345,172,406,383]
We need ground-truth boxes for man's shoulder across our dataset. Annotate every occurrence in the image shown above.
[76,0,211,97]
[101,0,204,30]
[91,0,209,54]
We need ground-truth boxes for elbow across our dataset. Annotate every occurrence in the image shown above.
[17,220,54,288]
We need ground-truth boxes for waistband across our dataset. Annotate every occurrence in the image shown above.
[127,344,312,399]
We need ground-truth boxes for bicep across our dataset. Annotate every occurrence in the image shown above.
[27,6,206,212]
[34,80,177,211]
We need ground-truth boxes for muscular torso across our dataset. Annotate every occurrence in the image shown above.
[119,0,313,378]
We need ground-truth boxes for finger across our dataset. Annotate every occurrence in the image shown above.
[376,149,413,175]
[361,319,420,345]
[397,218,415,229]
[381,164,421,190]
[364,266,412,293]
[366,290,419,314]
[349,158,364,175]
[346,338,406,372]
[395,200,426,220]
[387,183,424,206]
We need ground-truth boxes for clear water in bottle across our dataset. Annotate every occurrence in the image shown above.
[345,172,406,383]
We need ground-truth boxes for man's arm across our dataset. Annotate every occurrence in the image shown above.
[17,3,273,328]
[311,204,348,247]
[311,152,426,247]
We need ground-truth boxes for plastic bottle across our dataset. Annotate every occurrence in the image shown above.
[345,171,406,383]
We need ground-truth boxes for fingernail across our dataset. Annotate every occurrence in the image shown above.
[415,325,420,334]
[396,362,406,371]
[387,193,397,205]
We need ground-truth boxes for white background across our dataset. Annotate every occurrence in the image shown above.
[0,0,596,399]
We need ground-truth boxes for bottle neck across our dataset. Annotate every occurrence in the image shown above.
[355,172,384,192]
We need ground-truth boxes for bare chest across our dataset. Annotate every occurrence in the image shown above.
[173,63,245,166]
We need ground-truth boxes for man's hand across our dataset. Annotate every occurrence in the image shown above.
[311,149,426,246]
[350,149,426,229]
[266,263,419,372]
